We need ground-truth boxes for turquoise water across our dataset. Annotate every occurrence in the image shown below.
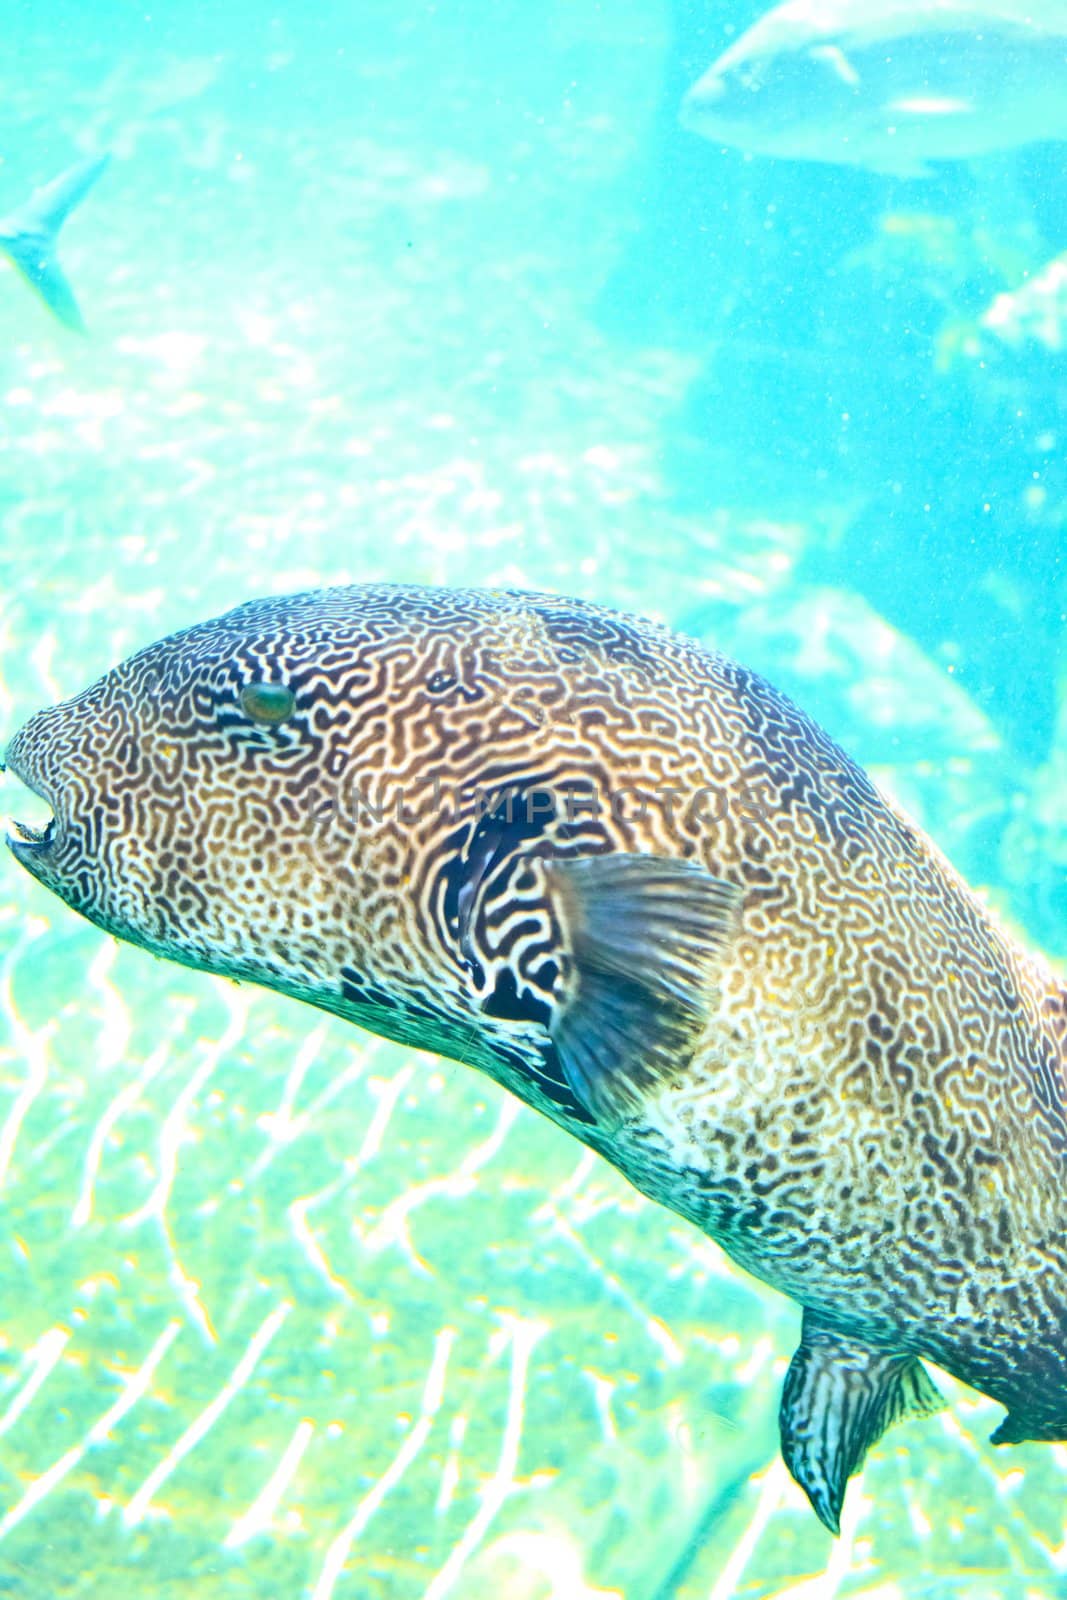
[1,3,1066,1596]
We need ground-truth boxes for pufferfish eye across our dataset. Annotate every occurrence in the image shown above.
[239,681,296,725]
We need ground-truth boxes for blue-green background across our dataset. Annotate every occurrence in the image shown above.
[1,2,1065,1596]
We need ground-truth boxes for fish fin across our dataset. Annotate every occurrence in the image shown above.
[990,1410,1066,1445]
[779,1311,945,1535]
[543,854,742,1127]
[0,153,110,332]
[990,1412,1028,1445]
[889,96,973,117]
[808,45,861,89]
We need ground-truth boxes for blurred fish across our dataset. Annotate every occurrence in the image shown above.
[680,0,1067,177]
[0,153,110,332]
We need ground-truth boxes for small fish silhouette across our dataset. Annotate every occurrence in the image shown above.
[0,153,110,331]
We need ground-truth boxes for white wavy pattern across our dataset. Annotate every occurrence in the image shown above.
[0,902,1063,1600]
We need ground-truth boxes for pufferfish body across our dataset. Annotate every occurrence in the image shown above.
[5,584,1066,1532]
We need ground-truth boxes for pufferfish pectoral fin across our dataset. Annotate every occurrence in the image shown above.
[780,1310,945,1535]
[543,853,743,1129]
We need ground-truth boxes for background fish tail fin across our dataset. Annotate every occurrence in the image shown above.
[2,236,86,332]
[0,152,110,331]
[14,152,111,235]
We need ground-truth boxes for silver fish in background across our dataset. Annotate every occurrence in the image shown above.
[680,0,1067,178]
[0,152,110,331]
[5,584,1067,1533]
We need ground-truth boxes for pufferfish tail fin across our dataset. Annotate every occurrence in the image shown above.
[0,152,110,332]
[990,1402,1067,1445]
[779,1309,945,1534]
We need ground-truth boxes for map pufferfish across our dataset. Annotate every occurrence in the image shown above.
[4,584,1066,1533]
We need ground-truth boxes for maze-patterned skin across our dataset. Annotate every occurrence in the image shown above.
[6,585,1066,1530]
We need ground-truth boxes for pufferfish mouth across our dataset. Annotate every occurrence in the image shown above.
[1,755,59,857]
